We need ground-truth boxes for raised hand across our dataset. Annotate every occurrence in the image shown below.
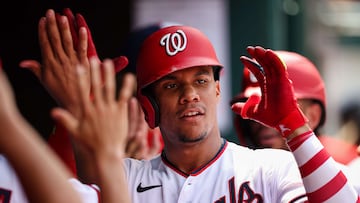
[62,8,128,73]
[51,57,135,162]
[20,9,90,116]
[51,58,134,203]
[125,97,162,159]
[232,46,308,138]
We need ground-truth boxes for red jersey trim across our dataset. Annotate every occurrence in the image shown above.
[161,139,228,177]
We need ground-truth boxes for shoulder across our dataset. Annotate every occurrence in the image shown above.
[123,154,162,174]
[225,142,298,173]
[226,142,294,161]
[68,178,100,203]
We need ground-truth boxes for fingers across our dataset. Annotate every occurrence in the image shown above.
[128,98,140,139]
[38,16,55,63]
[45,9,67,61]
[147,128,162,158]
[57,15,76,58]
[76,14,98,59]
[246,46,287,81]
[51,108,78,136]
[112,56,129,73]
[239,56,265,87]
[76,64,92,114]
[62,8,79,49]
[89,57,103,106]
[77,27,89,66]
[265,49,288,78]
[118,73,136,103]
[102,59,116,104]
[19,60,42,80]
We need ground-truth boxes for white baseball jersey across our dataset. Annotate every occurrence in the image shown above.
[124,141,307,203]
[0,154,98,203]
[0,155,28,203]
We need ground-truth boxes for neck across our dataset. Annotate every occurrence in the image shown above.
[163,134,223,174]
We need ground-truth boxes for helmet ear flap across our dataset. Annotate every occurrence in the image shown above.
[138,91,160,129]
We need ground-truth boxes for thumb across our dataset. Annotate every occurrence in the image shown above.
[51,108,78,138]
[112,56,129,73]
[19,60,41,79]
[231,94,261,119]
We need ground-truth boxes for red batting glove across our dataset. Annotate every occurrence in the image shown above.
[62,8,128,72]
[231,46,308,138]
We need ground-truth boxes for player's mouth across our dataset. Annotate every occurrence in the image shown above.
[258,133,282,147]
[179,108,204,121]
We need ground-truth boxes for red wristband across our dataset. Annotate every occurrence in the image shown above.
[276,108,308,138]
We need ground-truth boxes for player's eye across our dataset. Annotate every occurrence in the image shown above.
[197,79,207,84]
[165,83,177,89]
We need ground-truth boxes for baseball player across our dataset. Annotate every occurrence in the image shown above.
[53,24,359,202]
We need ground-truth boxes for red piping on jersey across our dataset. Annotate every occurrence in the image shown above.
[89,184,101,203]
[161,139,228,177]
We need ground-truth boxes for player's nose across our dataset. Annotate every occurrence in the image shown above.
[179,85,200,104]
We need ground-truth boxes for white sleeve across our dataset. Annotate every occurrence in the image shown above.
[288,131,359,202]
[68,178,100,203]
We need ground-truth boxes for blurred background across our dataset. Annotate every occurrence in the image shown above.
[1,0,360,144]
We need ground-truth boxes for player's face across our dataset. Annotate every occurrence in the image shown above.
[152,66,220,145]
[247,120,288,150]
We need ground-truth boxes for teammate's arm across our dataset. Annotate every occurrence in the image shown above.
[233,46,359,202]
[0,65,82,203]
[52,58,133,203]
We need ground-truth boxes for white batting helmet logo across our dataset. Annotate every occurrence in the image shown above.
[160,29,187,56]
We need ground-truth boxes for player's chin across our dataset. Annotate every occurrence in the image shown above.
[179,131,207,143]
[258,135,284,149]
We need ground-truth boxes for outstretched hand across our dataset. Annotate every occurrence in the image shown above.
[20,9,90,116]
[62,8,128,73]
[231,46,308,138]
[51,57,135,160]
[19,9,129,116]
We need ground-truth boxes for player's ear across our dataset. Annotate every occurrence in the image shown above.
[215,80,220,102]
[301,101,321,130]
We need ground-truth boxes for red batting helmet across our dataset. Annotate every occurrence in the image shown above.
[136,25,223,128]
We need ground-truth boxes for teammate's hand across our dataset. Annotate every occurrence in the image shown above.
[231,46,308,138]
[51,58,136,160]
[62,8,128,73]
[20,9,90,117]
[125,97,162,159]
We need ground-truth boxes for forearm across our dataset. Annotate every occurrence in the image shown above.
[1,113,82,203]
[72,143,100,184]
[95,151,130,203]
[287,125,359,202]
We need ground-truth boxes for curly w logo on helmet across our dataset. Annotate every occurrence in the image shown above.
[160,30,187,56]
